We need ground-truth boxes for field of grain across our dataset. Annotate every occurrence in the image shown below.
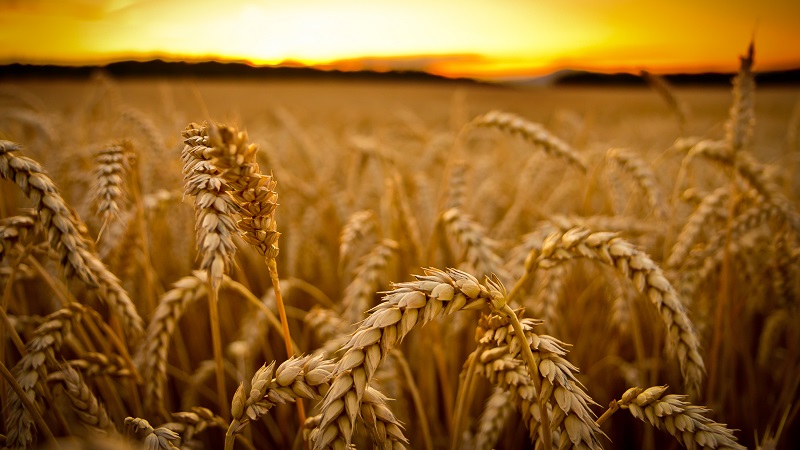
[0,57,798,450]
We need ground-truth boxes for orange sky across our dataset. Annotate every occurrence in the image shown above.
[1,0,799,79]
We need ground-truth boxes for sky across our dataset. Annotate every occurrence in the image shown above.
[1,0,799,80]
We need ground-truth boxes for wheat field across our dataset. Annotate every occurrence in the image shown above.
[0,49,798,450]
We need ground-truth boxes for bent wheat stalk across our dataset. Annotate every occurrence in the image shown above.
[0,140,144,342]
[472,110,587,171]
[473,313,605,449]
[598,386,745,449]
[510,227,705,395]
[5,303,85,449]
[310,268,492,449]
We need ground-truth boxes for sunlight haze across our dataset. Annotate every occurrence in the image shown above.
[1,0,799,79]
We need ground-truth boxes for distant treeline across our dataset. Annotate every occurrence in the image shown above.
[554,69,800,86]
[0,60,487,85]
[1,60,798,86]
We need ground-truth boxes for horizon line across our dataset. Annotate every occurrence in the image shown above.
[4,52,800,82]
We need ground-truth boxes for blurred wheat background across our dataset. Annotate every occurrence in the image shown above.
[0,40,799,450]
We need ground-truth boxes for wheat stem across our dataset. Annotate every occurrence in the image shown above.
[0,360,59,447]
[208,281,229,421]
[267,257,305,427]
[500,304,553,450]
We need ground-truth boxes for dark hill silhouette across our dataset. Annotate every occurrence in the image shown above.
[553,69,800,86]
[0,59,492,86]
[1,59,798,86]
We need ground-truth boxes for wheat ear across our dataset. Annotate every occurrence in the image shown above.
[441,208,506,280]
[473,312,605,449]
[641,70,690,134]
[339,209,378,275]
[514,227,705,395]
[225,354,335,448]
[206,122,301,421]
[5,303,85,449]
[666,187,729,268]
[472,110,587,171]
[124,417,180,450]
[341,238,399,324]
[606,148,667,219]
[473,388,515,450]
[92,141,133,239]
[725,41,755,152]
[0,140,144,341]
[600,386,745,449]
[0,213,36,262]
[51,365,117,436]
[310,268,492,449]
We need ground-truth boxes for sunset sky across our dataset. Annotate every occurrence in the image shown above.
[1,0,799,79]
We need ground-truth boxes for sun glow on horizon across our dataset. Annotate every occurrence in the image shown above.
[1,0,799,79]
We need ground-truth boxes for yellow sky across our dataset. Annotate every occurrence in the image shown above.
[1,0,799,79]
